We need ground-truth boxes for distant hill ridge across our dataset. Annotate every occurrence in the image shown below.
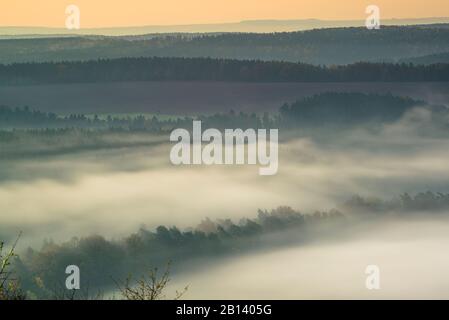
[1,25,449,65]
[1,17,449,36]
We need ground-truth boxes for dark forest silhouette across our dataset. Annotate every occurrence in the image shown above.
[0,93,430,131]
[1,57,449,85]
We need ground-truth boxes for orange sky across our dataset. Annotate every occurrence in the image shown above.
[1,0,449,27]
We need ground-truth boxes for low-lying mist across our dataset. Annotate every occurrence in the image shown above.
[171,216,449,299]
[1,106,449,246]
[2,104,449,298]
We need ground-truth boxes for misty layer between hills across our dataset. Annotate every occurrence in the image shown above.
[2,93,449,298]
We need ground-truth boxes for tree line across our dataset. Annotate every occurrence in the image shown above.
[1,57,449,85]
[0,93,432,131]
[14,206,343,299]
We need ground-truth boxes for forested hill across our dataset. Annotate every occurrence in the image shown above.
[1,25,449,65]
[0,93,432,132]
[1,57,448,85]
[400,52,449,65]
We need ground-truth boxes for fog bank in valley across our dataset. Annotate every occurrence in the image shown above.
[171,217,449,299]
[2,107,449,247]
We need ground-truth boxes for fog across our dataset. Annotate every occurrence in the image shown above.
[2,107,449,248]
[171,217,449,299]
[2,106,449,298]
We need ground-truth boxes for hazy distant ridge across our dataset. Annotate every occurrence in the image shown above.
[2,25,449,65]
[1,17,449,36]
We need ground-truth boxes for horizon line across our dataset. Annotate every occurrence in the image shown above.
[1,16,449,30]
